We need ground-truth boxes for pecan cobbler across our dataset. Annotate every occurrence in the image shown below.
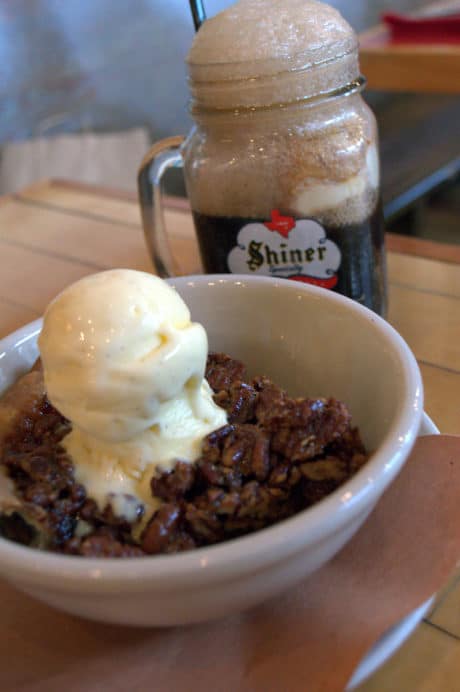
[0,353,367,557]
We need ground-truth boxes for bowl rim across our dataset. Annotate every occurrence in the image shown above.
[0,275,423,588]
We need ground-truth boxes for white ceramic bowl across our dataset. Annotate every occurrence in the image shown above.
[0,275,423,626]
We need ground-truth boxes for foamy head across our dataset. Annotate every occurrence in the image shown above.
[184,0,378,228]
[187,0,359,109]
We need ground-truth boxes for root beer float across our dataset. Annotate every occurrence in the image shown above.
[139,0,387,314]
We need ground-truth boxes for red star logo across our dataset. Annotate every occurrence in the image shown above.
[264,210,296,238]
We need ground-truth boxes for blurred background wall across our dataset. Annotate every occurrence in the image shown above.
[0,0,429,143]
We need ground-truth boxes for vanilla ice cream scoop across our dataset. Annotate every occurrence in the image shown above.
[38,270,227,518]
[39,269,211,443]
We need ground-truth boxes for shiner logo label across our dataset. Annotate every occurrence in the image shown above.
[227,210,341,288]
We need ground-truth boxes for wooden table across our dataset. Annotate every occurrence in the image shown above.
[1,179,460,690]
[359,1,460,93]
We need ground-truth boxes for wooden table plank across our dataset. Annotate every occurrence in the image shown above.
[387,252,460,298]
[386,233,460,266]
[360,40,460,94]
[0,242,98,315]
[389,283,460,373]
[418,363,460,434]
[359,21,460,94]
[358,620,460,691]
[17,180,142,228]
[0,198,150,272]
[17,179,191,231]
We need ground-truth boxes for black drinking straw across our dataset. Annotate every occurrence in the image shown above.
[189,0,207,31]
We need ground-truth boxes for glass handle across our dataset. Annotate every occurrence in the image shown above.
[137,135,185,277]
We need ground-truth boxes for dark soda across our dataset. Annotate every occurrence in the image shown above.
[192,205,387,316]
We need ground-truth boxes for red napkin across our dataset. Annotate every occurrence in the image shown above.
[383,10,460,43]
